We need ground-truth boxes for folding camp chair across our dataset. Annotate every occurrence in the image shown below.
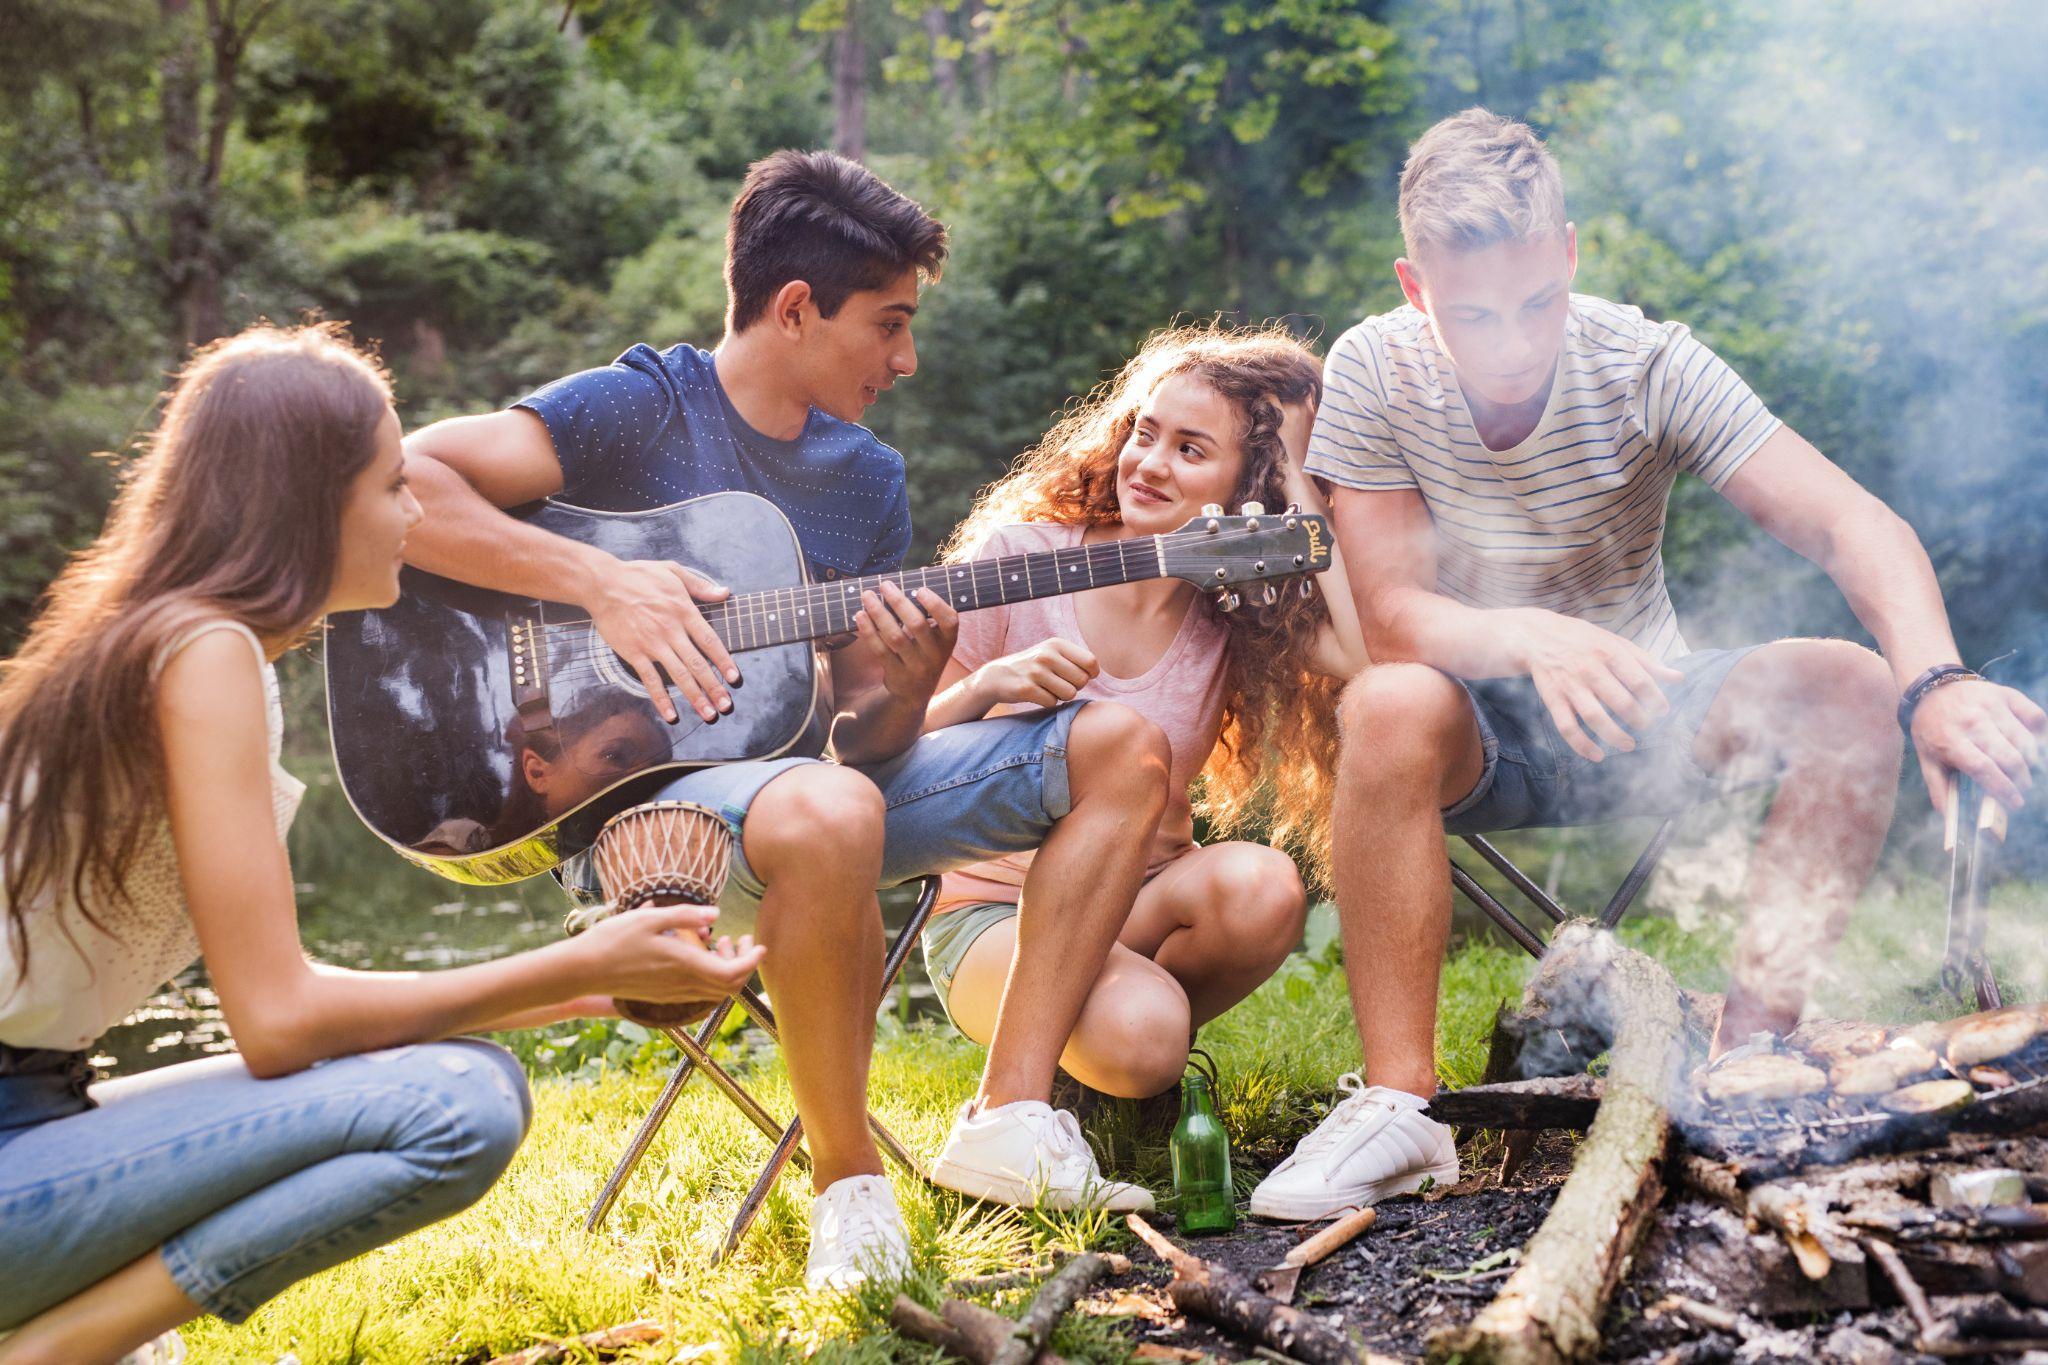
[1450,816,1685,959]
[584,874,942,1262]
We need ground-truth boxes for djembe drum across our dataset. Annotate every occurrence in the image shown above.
[564,800,737,1028]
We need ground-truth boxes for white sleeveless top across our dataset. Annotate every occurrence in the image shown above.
[0,620,305,1052]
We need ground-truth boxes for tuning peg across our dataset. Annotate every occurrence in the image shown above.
[1298,577,1317,600]
[1200,503,1224,518]
[1216,590,1241,613]
[1240,501,1265,517]
[1260,583,1278,606]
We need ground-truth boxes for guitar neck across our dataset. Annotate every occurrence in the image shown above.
[696,536,1168,651]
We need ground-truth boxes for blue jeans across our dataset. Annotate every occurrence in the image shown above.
[0,1039,531,1328]
[1442,646,1763,833]
[558,703,1082,932]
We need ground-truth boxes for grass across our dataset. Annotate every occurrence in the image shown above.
[182,865,2047,1363]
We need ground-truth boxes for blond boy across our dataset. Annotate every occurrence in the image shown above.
[1251,109,2044,1221]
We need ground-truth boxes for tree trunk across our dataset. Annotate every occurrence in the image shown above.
[160,0,220,346]
[923,6,959,104]
[833,0,866,161]
[964,0,994,101]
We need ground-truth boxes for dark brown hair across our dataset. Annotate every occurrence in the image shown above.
[725,150,948,332]
[0,323,392,978]
[944,324,1343,884]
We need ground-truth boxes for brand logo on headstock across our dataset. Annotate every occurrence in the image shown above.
[1305,519,1328,565]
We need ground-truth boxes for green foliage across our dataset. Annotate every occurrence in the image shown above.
[312,211,556,344]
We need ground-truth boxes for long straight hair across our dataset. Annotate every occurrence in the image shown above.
[0,323,392,975]
[943,324,1343,884]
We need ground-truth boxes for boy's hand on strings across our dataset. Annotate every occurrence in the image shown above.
[586,557,738,724]
[1509,608,1683,763]
[974,637,1100,708]
[856,580,959,703]
[1911,679,2046,813]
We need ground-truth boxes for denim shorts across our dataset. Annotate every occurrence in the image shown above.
[0,1039,530,1328]
[1442,646,1763,834]
[558,703,1083,935]
[919,900,1021,1027]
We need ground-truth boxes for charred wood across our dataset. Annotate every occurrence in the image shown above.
[1431,1075,1605,1132]
[990,1253,1112,1365]
[1428,923,1683,1365]
[1125,1214,1370,1365]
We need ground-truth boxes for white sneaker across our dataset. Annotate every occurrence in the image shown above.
[805,1174,913,1292]
[1248,1074,1459,1221]
[929,1099,1155,1212]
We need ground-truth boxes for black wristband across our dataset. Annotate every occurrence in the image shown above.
[1897,663,1979,735]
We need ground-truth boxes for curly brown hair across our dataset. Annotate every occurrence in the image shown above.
[942,324,1342,885]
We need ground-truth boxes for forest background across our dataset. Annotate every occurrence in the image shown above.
[3,0,2046,864]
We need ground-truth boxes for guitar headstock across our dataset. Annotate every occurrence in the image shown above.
[1159,504,1333,594]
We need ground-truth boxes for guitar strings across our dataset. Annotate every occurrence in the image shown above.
[528,525,1297,638]
[528,540,1318,687]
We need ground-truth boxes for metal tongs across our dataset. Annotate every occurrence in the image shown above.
[1942,771,2009,1010]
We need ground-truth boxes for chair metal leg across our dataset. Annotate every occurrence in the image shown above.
[717,1116,809,1264]
[666,1022,812,1165]
[585,996,741,1231]
[1452,861,1546,958]
[1461,835,1571,924]
[585,876,944,1261]
[1598,815,1682,929]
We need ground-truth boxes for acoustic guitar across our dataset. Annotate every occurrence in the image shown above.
[325,490,1332,884]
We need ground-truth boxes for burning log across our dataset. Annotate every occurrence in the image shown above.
[1429,923,1684,1365]
[1125,1214,1369,1365]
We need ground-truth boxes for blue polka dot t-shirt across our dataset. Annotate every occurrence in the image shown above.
[516,342,912,577]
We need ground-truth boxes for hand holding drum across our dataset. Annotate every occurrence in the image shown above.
[565,801,762,1026]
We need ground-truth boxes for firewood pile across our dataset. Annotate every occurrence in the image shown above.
[1433,926,2048,1365]
[880,925,2048,1365]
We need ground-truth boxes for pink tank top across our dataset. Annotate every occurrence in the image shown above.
[937,522,1229,914]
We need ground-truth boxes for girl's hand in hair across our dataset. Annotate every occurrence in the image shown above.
[571,903,766,1003]
[1278,398,1319,473]
[973,637,1100,709]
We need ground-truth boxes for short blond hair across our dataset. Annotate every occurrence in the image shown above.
[1398,108,1566,258]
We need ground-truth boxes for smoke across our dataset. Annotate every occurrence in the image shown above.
[1559,2,2048,993]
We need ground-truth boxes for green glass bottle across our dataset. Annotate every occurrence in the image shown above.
[1170,1068,1236,1234]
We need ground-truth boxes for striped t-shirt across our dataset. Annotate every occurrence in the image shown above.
[1303,295,1780,660]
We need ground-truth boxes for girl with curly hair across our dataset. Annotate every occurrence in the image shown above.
[920,325,1365,1149]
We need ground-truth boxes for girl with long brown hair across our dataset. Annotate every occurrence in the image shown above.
[921,324,1365,1201]
[0,325,761,1365]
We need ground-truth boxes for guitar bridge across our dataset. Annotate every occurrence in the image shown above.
[508,613,554,738]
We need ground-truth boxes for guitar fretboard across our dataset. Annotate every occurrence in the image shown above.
[696,537,1166,651]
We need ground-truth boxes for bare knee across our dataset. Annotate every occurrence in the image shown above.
[1337,663,1476,790]
[1804,643,1902,760]
[744,763,885,882]
[1193,846,1307,966]
[1728,641,1901,773]
[1071,979,1192,1098]
[1069,701,1172,814]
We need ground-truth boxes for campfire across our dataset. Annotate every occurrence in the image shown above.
[1423,927,2048,1364]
